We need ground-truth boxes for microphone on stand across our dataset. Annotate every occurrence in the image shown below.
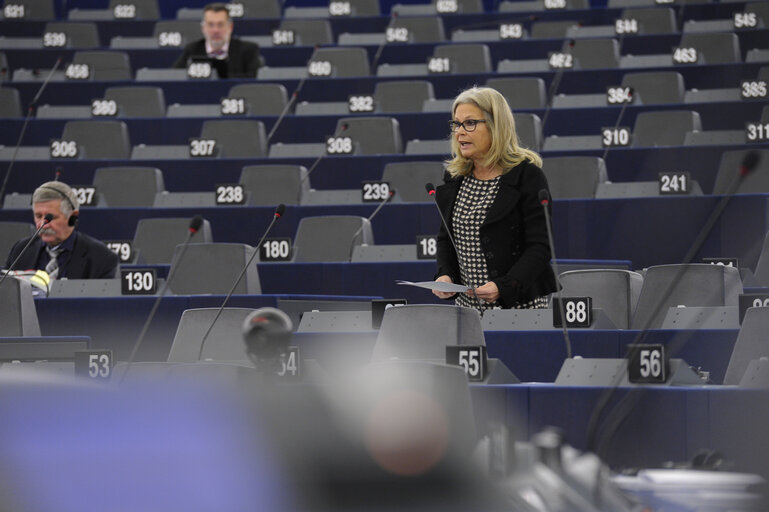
[0,57,62,208]
[539,189,572,359]
[540,39,574,136]
[586,150,762,464]
[349,189,394,260]
[0,213,54,289]
[123,215,204,367]
[371,11,398,72]
[196,204,286,361]
[600,87,634,164]
[425,182,484,317]
[295,122,349,204]
[265,64,311,145]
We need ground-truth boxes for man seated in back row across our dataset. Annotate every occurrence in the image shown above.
[173,2,261,79]
[4,181,118,279]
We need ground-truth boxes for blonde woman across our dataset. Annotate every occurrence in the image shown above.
[432,86,556,310]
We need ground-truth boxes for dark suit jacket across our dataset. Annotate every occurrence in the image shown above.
[173,37,261,78]
[5,232,118,279]
[435,160,557,308]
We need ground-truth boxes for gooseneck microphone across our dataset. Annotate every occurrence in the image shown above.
[196,204,286,361]
[123,215,204,368]
[600,87,634,163]
[349,189,394,259]
[425,182,484,316]
[0,213,54,289]
[371,11,398,72]
[0,57,62,208]
[540,39,574,135]
[539,189,572,359]
[295,122,349,204]
[586,150,762,472]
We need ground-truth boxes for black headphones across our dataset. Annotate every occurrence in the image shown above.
[36,185,79,227]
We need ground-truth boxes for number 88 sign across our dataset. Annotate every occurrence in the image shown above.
[552,297,592,328]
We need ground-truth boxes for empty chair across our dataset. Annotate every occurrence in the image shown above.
[167,243,260,295]
[621,7,676,34]
[335,117,403,155]
[0,87,22,118]
[73,51,132,80]
[759,66,769,82]
[746,2,769,24]
[382,161,446,202]
[153,20,202,46]
[346,0,381,15]
[712,149,769,195]
[44,22,99,48]
[486,77,547,109]
[632,110,701,147]
[239,164,309,206]
[92,167,165,207]
[239,0,281,17]
[391,16,445,43]
[542,157,608,199]
[4,0,54,19]
[372,304,484,362]
[62,120,131,159]
[279,19,333,45]
[104,86,165,117]
[570,38,620,69]
[0,221,34,261]
[433,44,491,74]
[559,269,643,329]
[374,80,435,113]
[531,20,578,39]
[108,0,159,19]
[293,216,373,262]
[200,120,267,158]
[228,83,288,116]
[167,308,256,363]
[621,71,684,105]
[754,230,769,287]
[680,33,740,64]
[630,263,743,329]
[132,217,213,264]
[513,113,542,151]
[724,307,769,385]
[0,278,40,336]
[308,47,370,77]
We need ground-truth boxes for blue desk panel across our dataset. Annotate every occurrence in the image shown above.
[2,194,767,269]
[470,384,769,477]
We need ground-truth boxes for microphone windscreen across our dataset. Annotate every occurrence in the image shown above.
[44,213,54,222]
[275,204,286,216]
[189,215,204,233]
[742,150,761,174]
[425,183,436,194]
[538,189,550,203]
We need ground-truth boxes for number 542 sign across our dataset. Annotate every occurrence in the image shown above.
[627,344,668,384]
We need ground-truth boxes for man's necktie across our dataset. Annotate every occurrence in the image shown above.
[45,246,61,279]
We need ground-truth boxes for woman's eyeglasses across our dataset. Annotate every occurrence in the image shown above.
[448,119,486,132]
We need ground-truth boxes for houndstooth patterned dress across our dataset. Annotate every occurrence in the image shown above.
[453,174,502,311]
[452,174,550,311]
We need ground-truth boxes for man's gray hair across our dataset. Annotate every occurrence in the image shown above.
[32,181,79,215]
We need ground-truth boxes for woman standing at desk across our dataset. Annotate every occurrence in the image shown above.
[433,86,557,311]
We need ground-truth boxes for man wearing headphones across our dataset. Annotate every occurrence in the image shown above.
[4,181,118,279]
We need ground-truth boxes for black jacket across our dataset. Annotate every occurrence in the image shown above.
[5,232,118,279]
[173,37,261,78]
[434,160,557,308]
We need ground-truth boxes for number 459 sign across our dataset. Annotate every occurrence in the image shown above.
[627,344,668,384]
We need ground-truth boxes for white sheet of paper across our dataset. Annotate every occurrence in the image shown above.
[396,280,470,293]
